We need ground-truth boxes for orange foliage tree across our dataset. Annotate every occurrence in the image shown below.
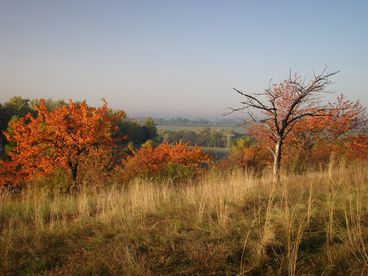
[122,141,211,182]
[0,99,124,187]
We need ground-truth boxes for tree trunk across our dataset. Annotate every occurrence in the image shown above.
[71,164,78,182]
[68,158,78,182]
[273,138,283,181]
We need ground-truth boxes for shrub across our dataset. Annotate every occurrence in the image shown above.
[217,142,272,172]
[121,141,211,183]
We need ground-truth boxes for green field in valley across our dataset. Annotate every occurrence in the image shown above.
[156,124,245,134]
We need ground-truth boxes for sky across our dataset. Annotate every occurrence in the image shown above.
[0,0,367,118]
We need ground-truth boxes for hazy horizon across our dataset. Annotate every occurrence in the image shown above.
[1,0,368,118]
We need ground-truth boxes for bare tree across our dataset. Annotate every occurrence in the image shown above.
[229,68,338,180]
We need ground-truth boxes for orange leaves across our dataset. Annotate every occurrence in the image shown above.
[128,141,211,171]
[1,99,124,186]
[0,160,20,188]
[334,135,368,161]
[326,95,367,140]
[122,141,211,182]
[241,143,272,169]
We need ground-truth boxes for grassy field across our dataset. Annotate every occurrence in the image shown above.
[1,162,368,275]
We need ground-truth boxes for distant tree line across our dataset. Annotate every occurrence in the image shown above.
[114,117,158,147]
[0,97,36,158]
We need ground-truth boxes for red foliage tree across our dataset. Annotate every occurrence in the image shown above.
[0,99,124,187]
[247,95,367,169]
[231,69,338,179]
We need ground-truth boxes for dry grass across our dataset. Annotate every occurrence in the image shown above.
[1,162,368,275]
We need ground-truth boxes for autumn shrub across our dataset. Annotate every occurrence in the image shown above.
[217,139,272,173]
[335,134,368,160]
[121,141,211,183]
[219,133,368,174]
[282,134,368,172]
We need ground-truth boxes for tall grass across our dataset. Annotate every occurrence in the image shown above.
[1,162,368,274]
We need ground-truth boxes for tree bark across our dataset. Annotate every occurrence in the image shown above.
[71,166,77,182]
[273,138,282,181]
[68,158,78,182]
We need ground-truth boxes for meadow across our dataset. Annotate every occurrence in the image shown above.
[1,161,368,275]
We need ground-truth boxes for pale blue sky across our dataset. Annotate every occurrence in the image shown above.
[0,0,367,118]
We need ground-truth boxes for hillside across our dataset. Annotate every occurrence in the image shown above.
[1,162,368,275]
